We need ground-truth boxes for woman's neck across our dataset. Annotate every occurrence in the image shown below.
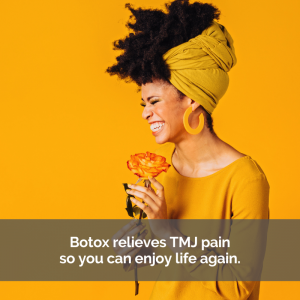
[172,128,245,177]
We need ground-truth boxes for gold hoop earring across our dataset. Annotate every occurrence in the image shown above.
[183,107,204,135]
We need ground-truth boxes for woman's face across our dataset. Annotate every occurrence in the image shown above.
[141,79,188,144]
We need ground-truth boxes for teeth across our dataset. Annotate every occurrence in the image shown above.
[150,122,165,132]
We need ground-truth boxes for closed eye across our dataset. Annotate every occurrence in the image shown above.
[150,100,160,105]
[140,99,161,107]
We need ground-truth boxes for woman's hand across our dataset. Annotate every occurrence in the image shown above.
[127,177,167,220]
[111,219,148,260]
[127,177,171,238]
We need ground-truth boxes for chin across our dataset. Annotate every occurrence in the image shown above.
[155,130,183,145]
[151,125,173,144]
[155,137,168,144]
[154,132,170,144]
[155,132,168,144]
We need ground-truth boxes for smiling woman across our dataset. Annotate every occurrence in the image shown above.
[140,79,214,144]
[106,0,269,299]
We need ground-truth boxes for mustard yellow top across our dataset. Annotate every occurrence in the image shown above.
[149,143,270,300]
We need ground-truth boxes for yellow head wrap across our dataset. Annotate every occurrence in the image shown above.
[162,20,237,114]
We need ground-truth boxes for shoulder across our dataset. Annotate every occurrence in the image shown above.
[229,156,270,202]
[230,156,269,185]
[230,156,270,219]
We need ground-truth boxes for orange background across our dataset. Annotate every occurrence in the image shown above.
[0,0,299,299]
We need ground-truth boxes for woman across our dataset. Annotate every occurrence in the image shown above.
[107,1,269,299]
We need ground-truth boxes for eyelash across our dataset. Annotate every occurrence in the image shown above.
[140,100,160,107]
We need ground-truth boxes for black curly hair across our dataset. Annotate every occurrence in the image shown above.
[106,0,220,133]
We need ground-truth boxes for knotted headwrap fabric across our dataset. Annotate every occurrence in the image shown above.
[162,20,237,114]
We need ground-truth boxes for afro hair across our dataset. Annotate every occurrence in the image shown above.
[106,0,221,86]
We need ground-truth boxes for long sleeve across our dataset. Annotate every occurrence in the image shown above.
[180,173,270,300]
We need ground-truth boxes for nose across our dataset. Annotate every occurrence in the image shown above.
[142,105,153,120]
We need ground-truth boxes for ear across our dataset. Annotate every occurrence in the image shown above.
[191,100,201,112]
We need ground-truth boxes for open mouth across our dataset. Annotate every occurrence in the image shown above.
[150,121,165,135]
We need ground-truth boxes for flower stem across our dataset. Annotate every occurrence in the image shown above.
[134,179,150,295]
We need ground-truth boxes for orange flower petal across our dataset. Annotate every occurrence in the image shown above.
[127,152,171,177]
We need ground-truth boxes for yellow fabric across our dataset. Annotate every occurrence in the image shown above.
[162,21,237,114]
[148,143,269,300]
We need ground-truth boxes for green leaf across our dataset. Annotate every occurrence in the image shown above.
[125,196,134,218]
[132,205,147,219]
[122,183,129,191]
[122,183,135,197]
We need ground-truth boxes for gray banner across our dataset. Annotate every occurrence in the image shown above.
[0,220,299,281]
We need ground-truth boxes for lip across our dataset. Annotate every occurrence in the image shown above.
[151,123,165,136]
[148,120,164,124]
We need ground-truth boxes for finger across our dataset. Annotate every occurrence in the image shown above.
[111,219,137,241]
[130,197,152,216]
[128,184,158,200]
[127,190,158,210]
[113,222,146,252]
[121,222,146,241]
[148,177,164,198]
[118,229,148,256]
[136,228,148,240]
[124,244,144,259]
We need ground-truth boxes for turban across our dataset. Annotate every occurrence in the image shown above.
[162,20,237,114]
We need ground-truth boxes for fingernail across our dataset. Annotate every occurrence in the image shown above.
[128,184,132,188]
[130,197,136,202]
[126,189,131,193]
